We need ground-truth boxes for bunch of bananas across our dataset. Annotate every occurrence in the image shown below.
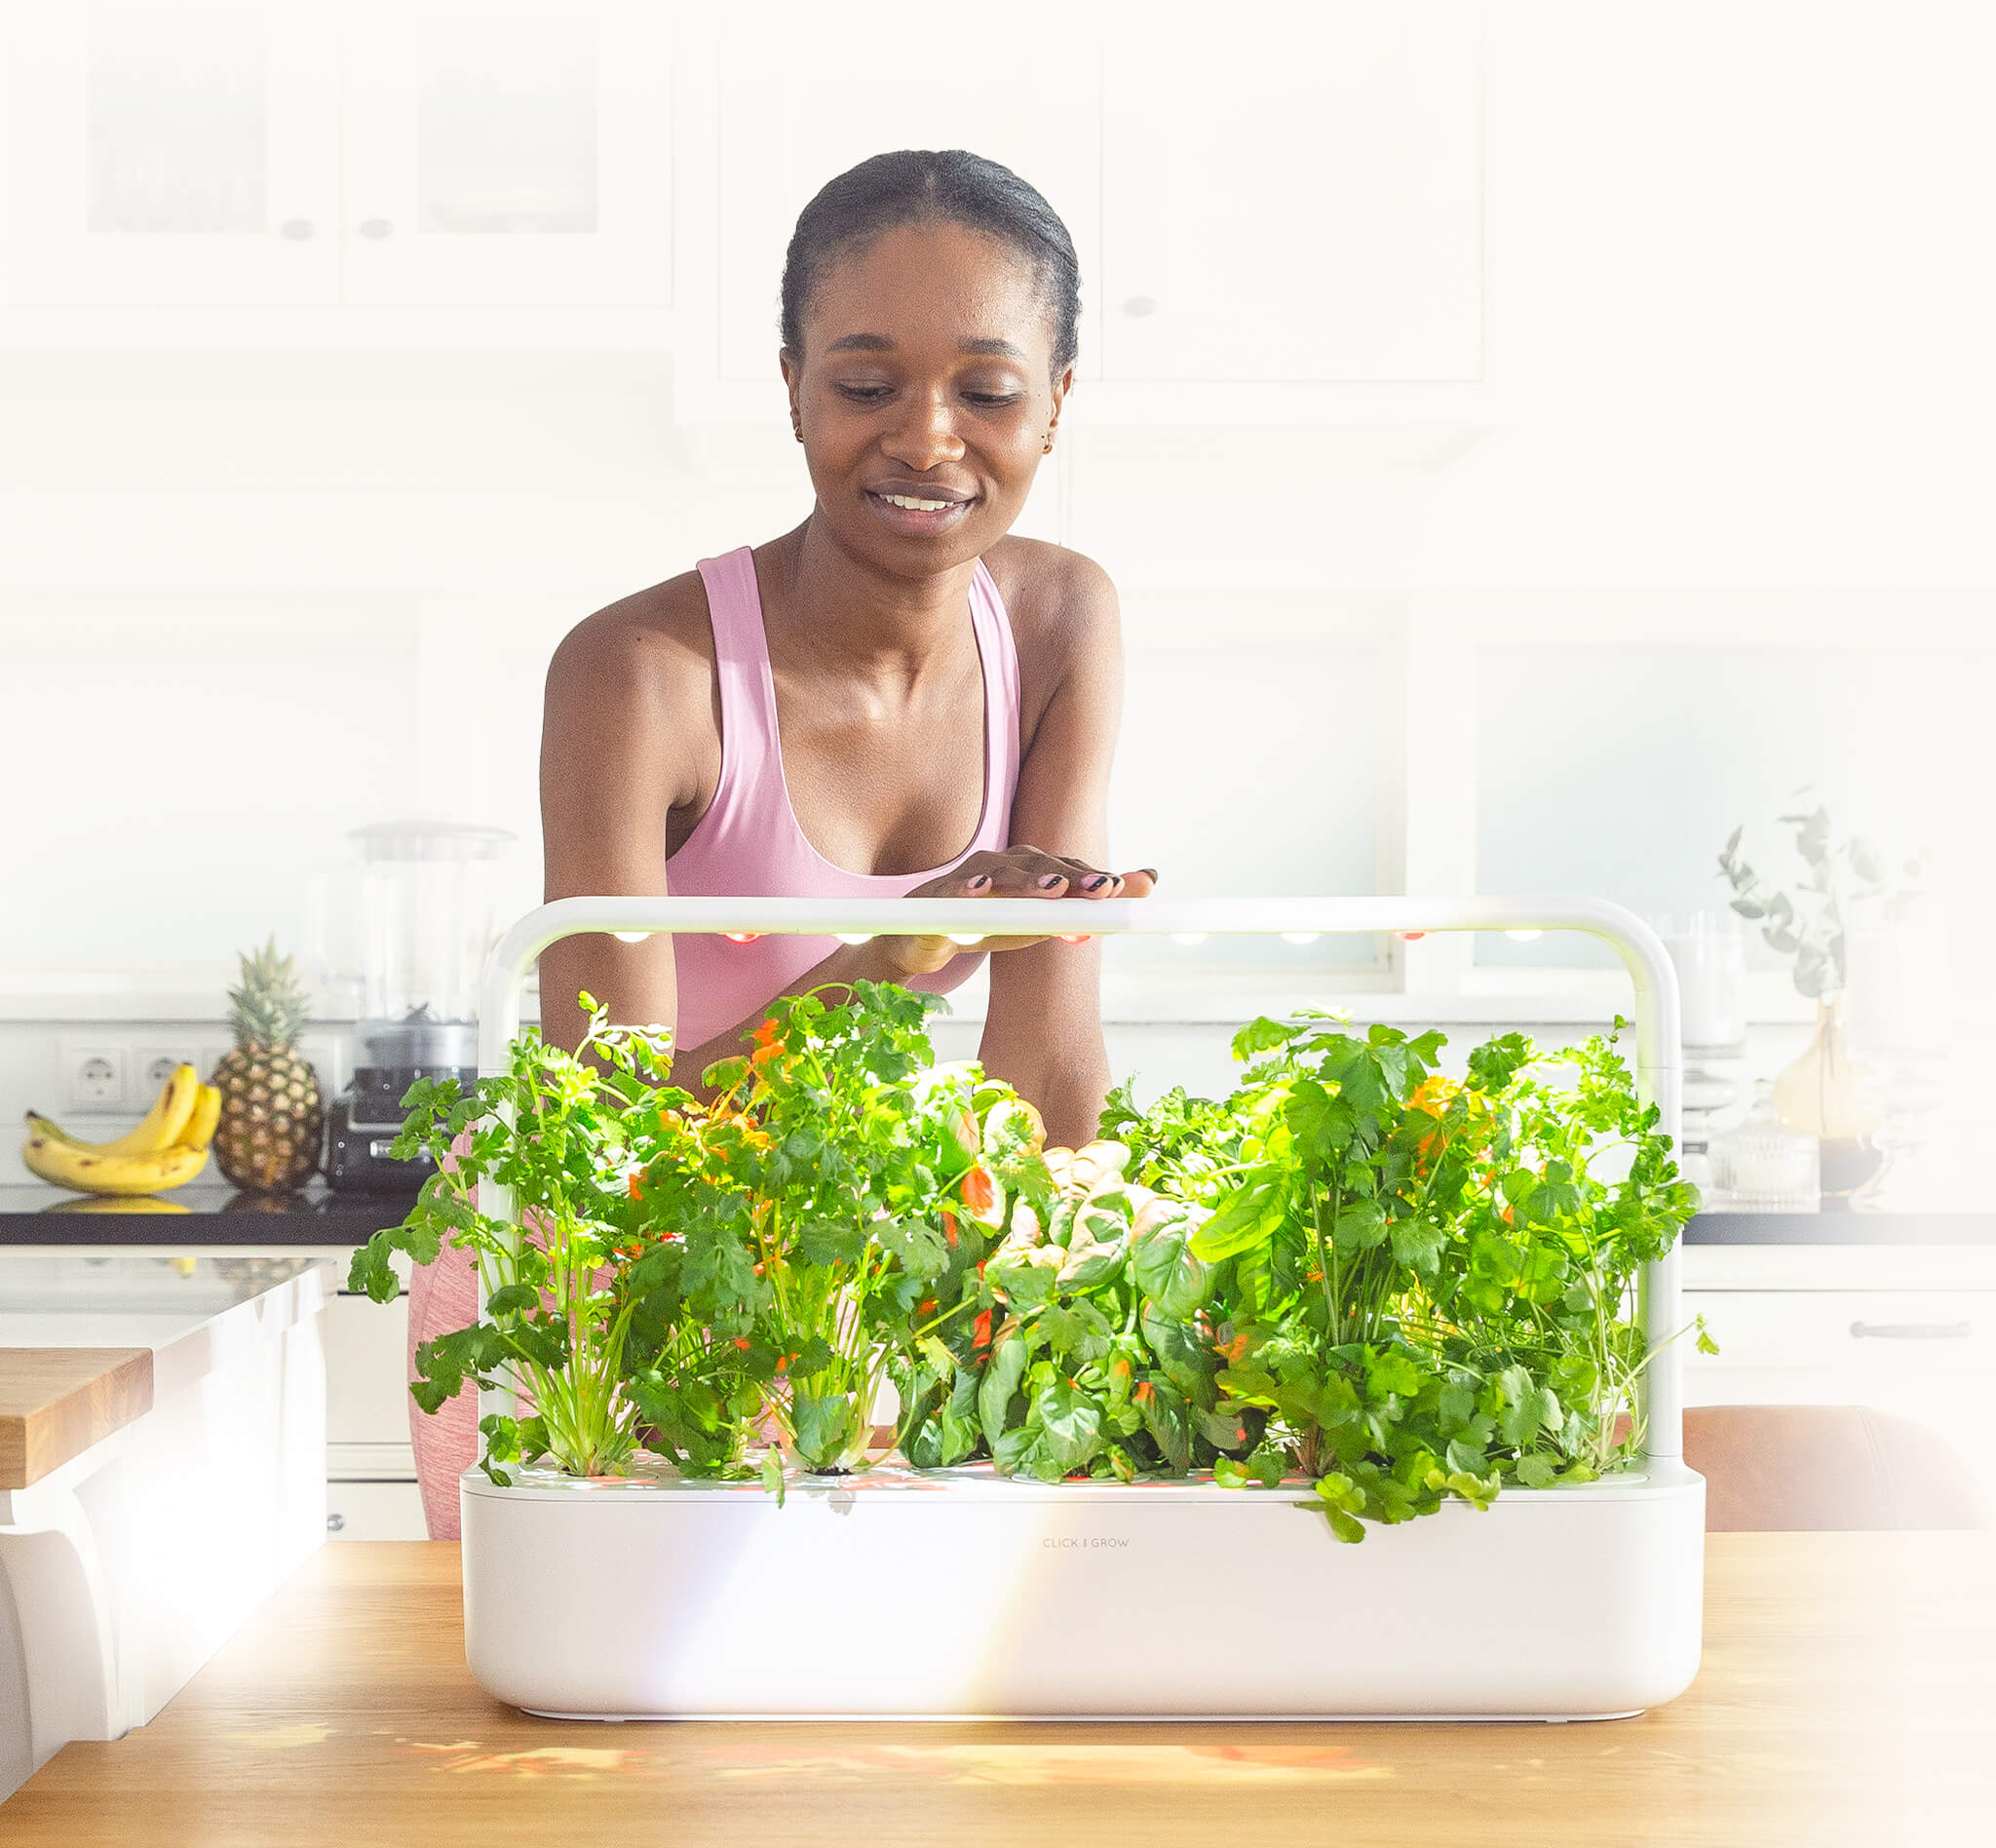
[22,1063,220,1197]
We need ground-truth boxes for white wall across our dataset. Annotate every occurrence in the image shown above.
[1,4,1990,1104]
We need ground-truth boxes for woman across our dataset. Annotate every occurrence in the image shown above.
[407,150,1155,1534]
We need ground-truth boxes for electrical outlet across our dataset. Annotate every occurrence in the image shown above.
[133,1043,207,1094]
[61,1040,128,1112]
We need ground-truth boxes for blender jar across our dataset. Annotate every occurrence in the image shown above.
[352,821,515,1078]
[327,821,514,1193]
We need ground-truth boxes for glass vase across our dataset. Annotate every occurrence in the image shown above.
[1772,994,1884,1210]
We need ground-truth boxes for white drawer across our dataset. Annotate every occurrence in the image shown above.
[325,1480,427,1543]
[323,1290,413,1446]
[1682,1290,1995,1376]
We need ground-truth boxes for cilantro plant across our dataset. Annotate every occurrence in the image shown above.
[1104,1016,1708,1541]
[347,1001,746,1484]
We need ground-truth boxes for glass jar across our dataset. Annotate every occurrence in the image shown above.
[1709,1079,1820,1212]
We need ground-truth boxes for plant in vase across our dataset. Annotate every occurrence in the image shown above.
[1716,795,1925,1203]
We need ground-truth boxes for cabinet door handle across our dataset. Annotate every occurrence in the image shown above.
[1848,1320,1973,1341]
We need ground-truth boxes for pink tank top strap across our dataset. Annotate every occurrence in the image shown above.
[968,556,1021,832]
[693,546,784,828]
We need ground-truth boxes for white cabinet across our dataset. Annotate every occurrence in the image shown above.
[336,0,671,308]
[1,0,671,312]
[668,5,1483,432]
[323,1285,415,1482]
[1681,1246,1996,1433]
[2,0,341,306]
[326,1480,427,1542]
[323,1262,421,1541]
[1096,2,1482,387]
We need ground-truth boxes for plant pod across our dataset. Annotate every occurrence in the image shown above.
[786,1390,869,1474]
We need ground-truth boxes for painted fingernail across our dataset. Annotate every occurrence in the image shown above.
[1137,868,1159,881]
[967,873,992,890]
[1084,874,1110,892]
[1036,872,1064,890]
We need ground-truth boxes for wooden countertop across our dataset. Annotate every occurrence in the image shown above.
[0,1346,151,1488]
[7,1533,1993,1846]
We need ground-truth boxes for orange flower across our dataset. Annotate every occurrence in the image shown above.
[626,1171,645,1202]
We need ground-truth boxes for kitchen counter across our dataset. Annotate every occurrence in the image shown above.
[0,1182,408,1245]
[4,1183,1992,1248]
[0,1251,332,1798]
[5,1532,1991,1846]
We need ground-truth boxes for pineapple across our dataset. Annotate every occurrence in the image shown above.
[211,938,325,1192]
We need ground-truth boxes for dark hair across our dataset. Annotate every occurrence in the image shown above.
[780,149,1081,378]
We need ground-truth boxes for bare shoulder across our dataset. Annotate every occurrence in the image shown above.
[548,568,716,708]
[983,536,1121,687]
[543,569,722,817]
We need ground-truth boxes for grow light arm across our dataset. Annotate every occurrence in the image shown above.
[475,895,1683,1463]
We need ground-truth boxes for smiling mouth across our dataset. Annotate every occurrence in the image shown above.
[864,488,976,528]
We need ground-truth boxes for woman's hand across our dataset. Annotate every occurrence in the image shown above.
[864,848,1158,980]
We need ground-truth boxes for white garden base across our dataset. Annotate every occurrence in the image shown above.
[460,1459,1705,1721]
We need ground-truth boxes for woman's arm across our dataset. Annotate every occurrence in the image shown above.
[978,555,1145,1149]
[538,611,690,1057]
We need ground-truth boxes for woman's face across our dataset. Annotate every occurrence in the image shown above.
[782,219,1071,577]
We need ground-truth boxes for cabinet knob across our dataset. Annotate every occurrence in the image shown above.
[326,1512,347,1532]
[279,219,316,242]
[358,218,395,241]
[1122,295,1159,318]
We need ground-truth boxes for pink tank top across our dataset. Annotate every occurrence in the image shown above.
[666,544,1022,1058]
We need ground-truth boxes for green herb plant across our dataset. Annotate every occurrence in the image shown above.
[347,999,742,1484]
[672,982,1000,1475]
[1104,1016,1708,1541]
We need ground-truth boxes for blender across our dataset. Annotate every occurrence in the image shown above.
[325,821,515,1195]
